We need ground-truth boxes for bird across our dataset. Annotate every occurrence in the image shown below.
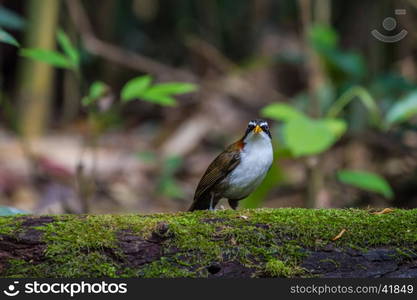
[189,119,273,211]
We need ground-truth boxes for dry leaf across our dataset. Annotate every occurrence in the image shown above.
[332,228,347,241]
[239,215,249,220]
[372,208,394,215]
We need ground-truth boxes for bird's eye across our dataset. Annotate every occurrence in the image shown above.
[261,125,269,131]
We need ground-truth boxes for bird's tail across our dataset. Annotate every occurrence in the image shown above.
[188,193,212,211]
[188,200,209,211]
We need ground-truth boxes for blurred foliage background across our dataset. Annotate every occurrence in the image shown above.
[1,0,417,215]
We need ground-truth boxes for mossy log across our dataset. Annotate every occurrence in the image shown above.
[1,208,417,278]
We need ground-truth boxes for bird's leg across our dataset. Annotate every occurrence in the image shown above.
[209,192,215,211]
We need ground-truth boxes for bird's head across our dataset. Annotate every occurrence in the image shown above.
[243,119,271,142]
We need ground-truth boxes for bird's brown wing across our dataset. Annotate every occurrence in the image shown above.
[191,142,242,209]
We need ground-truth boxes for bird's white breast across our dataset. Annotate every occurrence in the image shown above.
[223,135,273,199]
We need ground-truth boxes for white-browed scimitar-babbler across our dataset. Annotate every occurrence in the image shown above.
[189,119,273,211]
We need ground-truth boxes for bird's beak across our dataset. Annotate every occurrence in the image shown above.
[253,125,262,134]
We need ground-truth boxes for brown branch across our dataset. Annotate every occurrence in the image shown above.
[65,0,196,81]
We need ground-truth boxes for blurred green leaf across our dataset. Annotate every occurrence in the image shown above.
[89,81,107,99]
[140,88,177,106]
[283,116,344,157]
[370,73,416,99]
[150,82,198,95]
[337,170,394,199]
[0,27,19,47]
[0,6,26,30]
[322,118,347,137]
[20,48,74,69]
[56,29,79,67]
[0,205,28,216]
[327,86,382,127]
[82,81,108,106]
[159,179,185,198]
[121,76,197,106]
[385,91,417,126]
[309,25,365,79]
[261,103,304,122]
[121,75,153,101]
[326,51,365,79]
[309,24,338,51]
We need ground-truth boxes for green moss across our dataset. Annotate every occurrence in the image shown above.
[4,259,44,278]
[4,253,117,278]
[139,257,197,278]
[265,259,301,277]
[395,248,417,260]
[51,251,118,277]
[0,216,23,235]
[1,208,417,278]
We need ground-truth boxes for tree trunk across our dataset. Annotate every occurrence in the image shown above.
[1,208,416,278]
[16,0,60,140]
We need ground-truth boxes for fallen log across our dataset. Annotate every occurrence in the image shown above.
[1,208,416,278]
